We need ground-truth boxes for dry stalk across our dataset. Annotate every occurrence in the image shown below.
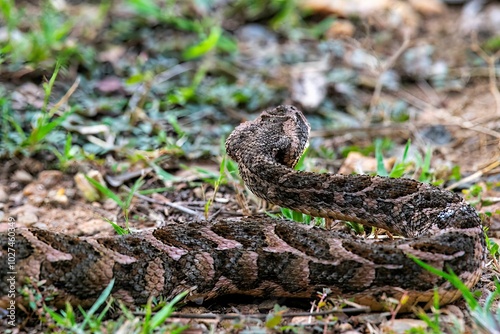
[470,36,500,115]
[368,30,412,124]
[49,76,80,115]
[446,160,500,191]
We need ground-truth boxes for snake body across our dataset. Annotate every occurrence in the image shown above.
[0,105,485,311]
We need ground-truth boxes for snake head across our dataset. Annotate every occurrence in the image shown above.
[258,105,310,168]
[225,105,310,169]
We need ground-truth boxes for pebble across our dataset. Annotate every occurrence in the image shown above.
[77,218,113,235]
[12,170,33,183]
[337,323,354,332]
[32,222,48,229]
[23,183,45,196]
[48,189,69,207]
[28,195,46,207]
[23,182,48,206]
[103,198,118,210]
[326,19,355,38]
[38,170,64,188]
[0,186,8,202]
[380,319,428,333]
[17,212,39,225]
[9,204,39,216]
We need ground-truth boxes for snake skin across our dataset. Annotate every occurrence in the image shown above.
[0,105,486,312]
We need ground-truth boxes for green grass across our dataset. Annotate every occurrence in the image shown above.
[485,232,500,271]
[84,175,145,234]
[203,148,240,217]
[1,62,75,158]
[411,290,451,334]
[42,279,189,333]
[0,0,103,68]
[410,255,500,333]
[375,138,436,183]
[49,132,84,170]
[267,206,325,226]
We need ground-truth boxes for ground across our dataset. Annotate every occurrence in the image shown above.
[1,0,500,333]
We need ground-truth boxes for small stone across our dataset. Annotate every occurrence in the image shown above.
[380,319,428,334]
[409,0,445,16]
[289,316,310,325]
[337,323,354,332]
[12,170,33,183]
[28,195,46,207]
[19,157,44,174]
[48,188,69,207]
[95,76,123,94]
[257,299,277,312]
[65,188,77,198]
[443,304,464,319]
[421,125,453,145]
[193,187,204,199]
[24,183,48,206]
[0,185,8,202]
[17,212,39,225]
[214,197,229,203]
[77,218,113,235]
[9,204,38,216]
[23,183,45,196]
[103,198,119,210]
[32,222,48,229]
[10,192,24,206]
[326,19,355,38]
[38,170,64,188]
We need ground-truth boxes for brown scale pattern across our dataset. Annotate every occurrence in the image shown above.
[0,106,486,312]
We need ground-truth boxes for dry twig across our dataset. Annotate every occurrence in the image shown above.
[368,31,412,123]
[470,38,500,115]
[446,160,500,191]
[50,76,81,114]
[123,185,204,218]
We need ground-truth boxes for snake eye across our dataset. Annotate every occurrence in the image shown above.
[274,106,288,114]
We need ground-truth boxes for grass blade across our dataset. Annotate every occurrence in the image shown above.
[124,176,144,213]
[78,278,115,330]
[104,217,129,235]
[409,255,478,310]
[28,109,73,145]
[84,175,124,208]
[375,138,388,177]
[149,291,188,329]
[182,26,221,60]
